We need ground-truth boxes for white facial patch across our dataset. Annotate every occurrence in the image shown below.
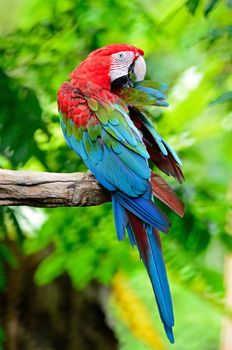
[110,51,134,82]
[134,55,146,82]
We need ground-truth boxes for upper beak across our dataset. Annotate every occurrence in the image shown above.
[134,55,146,82]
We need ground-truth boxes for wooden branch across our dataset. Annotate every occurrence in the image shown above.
[0,169,110,207]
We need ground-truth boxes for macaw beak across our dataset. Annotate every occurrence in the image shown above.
[133,55,146,82]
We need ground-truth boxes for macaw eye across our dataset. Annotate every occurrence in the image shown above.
[116,52,126,60]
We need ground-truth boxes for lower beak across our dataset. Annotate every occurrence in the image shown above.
[134,55,146,82]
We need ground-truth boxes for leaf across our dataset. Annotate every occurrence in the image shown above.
[34,253,66,285]
[220,233,232,252]
[6,207,25,247]
[205,26,232,45]
[66,249,96,288]
[204,0,219,17]
[227,0,232,8]
[0,262,6,291]
[186,0,200,15]
[0,70,50,168]
[209,91,232,105]
[0,243,17,267]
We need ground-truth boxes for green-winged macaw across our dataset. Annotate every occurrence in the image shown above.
[57,44,184,343]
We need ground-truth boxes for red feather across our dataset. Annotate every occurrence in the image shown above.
[127,211,148,261]
[151,172,184,217]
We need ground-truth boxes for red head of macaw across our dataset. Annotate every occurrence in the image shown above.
[70,44,146,89]
[57,44,184,344]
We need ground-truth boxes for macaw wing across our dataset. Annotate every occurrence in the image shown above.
[116,81,184,183]
[58,84,151,197]
[130,107,184,183]
[115,80,169,107]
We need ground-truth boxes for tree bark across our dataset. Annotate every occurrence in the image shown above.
[0,169,110,207]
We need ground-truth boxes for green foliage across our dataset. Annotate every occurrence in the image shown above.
[0,70,49,168]
[204,0,219,17]
[24,205,137,288]
[0,0,231,348]
[0,326,5,350]
[186,0,200,15]
[209,91,232,105]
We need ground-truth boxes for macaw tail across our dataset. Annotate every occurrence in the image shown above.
[112,193,175,343]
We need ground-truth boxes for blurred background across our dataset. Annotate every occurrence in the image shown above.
[0,0,231,349]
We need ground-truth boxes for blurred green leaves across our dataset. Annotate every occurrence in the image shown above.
[0,70,49,168]
[186,0,200,15]
[25,205,138,289]
[209,91,232,105]
[204,0,219,17]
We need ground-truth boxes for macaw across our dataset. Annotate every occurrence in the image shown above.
[57,44,184,344]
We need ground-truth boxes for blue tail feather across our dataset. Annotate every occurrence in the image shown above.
[146,228,174,326]
[112,194,175,343]
[113,192,171,233]
[126,223,136,247]
[112,196,127,241]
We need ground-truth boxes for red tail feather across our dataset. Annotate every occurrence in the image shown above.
[127,211,148,261]
[153,227,162,248]
[151,172,185,217]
